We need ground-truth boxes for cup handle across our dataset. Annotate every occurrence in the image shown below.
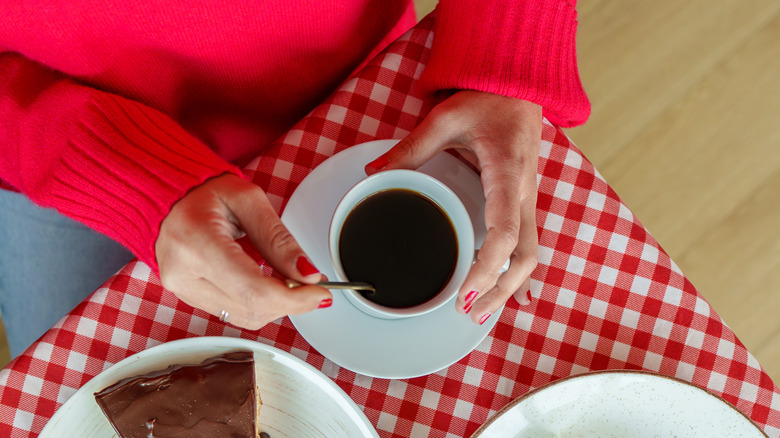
[473,249,510,273]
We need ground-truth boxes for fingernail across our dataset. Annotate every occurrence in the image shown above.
[463,290,477,313]
[366,155,389,172]
[526,290,532,303]
[318,298,333,309]
[296,256,319,276]
[479,313,491,325]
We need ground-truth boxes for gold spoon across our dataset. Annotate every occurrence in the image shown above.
[285,279,376,293]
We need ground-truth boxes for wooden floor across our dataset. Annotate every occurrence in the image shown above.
[2,1,779,385]
[568,0,780,384]
[414,0,780,382]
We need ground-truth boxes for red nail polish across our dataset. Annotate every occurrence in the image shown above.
[296,256,319,276]
[526,290,532,303]
[464,290,477,313]
[479,313,491,325]
[318,298,333,309]
[366,155,389,172]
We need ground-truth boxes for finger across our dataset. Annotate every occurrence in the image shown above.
[496,200,538,297]
[513,278,532,306]
[182,275,332,330]
[155,174,331,332]
[364,108,453,174]
[467,200,538,323]
[456,171,523,310]
[168,191,331,322]
[467,247,536,323]
[464,285,501,325]
[226,181,323,284]
[202,237,332,321]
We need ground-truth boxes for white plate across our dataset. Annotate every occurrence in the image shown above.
[40,337,378,437]
[284,139,499,379]
[471,370,767,437]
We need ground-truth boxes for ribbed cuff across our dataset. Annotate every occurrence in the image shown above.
[420,0,590,127]
[39,93,241,272]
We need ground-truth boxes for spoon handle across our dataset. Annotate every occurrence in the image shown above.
[285,279,376,292]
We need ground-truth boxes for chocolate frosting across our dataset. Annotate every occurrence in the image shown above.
[94,350,257,438]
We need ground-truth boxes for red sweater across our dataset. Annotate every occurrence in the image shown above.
[0,0,589,270]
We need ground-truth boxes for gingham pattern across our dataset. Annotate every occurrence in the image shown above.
[2,15,779,438]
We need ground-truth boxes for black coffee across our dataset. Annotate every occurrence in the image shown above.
[338,188,458,308]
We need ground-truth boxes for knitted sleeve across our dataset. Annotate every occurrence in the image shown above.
[0,52,242,271]
[420,0,590,127]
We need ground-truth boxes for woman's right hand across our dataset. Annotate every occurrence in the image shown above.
[155,174,332,330]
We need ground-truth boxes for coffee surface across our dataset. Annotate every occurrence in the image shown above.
[339,189,458,308]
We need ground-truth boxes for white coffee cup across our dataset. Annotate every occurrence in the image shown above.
[328,169,475,320]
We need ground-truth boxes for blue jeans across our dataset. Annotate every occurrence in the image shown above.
[0,190,134,358]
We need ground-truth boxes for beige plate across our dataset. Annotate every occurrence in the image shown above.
[472,370,767,438]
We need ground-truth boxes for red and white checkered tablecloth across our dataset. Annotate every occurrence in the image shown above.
[2,15,779,438]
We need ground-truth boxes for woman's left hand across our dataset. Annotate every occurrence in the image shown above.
[364,90,542,324]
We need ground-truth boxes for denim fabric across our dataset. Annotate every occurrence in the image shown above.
[0,190,133,358]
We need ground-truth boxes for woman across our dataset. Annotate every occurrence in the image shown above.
[0,0,589,356]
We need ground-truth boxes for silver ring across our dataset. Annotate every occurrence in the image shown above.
[219,310,229,323]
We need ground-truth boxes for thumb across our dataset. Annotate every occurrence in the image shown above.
[365,112,452,175]
[225,178,323,285]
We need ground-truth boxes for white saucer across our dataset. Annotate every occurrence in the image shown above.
[283,139,500,379]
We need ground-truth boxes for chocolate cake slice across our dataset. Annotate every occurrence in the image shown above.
[94,350,260,438]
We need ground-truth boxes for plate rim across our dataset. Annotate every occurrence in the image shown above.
[470,369,768,437]
[40,336,379,437]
